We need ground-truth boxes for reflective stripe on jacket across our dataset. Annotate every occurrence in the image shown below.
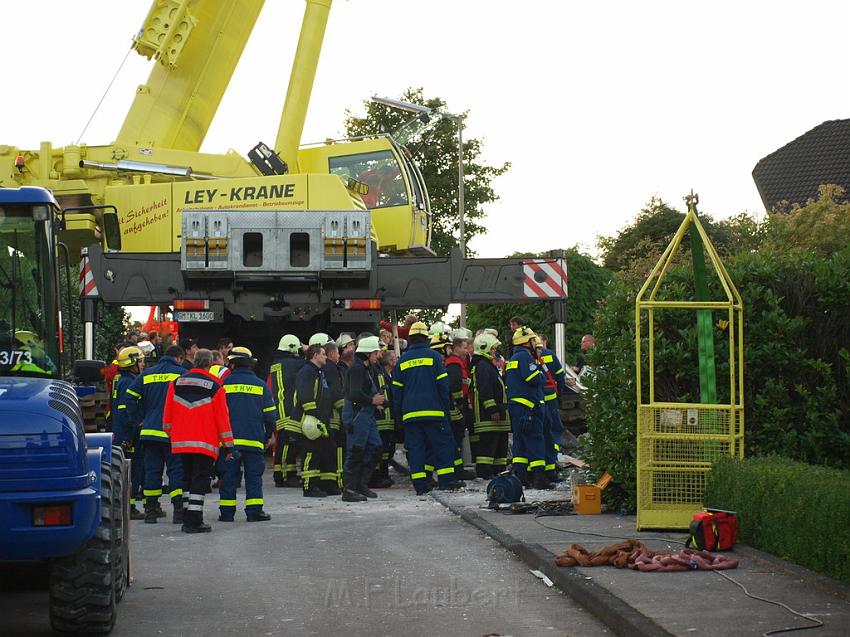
[471,354,509,433]
[391,342,450,424]
[223,367,276,451]
[505,347,545,409]
[163,368,233,459]
[267,351,305,433]
[125,355,187,442]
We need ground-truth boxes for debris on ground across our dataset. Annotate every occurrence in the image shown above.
[554,539,739,572]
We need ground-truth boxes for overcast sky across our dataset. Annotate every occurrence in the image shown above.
[4,0,848,260]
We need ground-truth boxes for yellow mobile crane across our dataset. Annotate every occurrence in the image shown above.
[2,0,567,354]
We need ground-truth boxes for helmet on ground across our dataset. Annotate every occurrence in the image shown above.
[309,333,332,346]
[473,333,500,355]
[512,326,538,346]
[408,322,429,337]
[116,346,143,368]
[227,346,254,361]
[278,334,301,353]
[336,333,355,349]
[302,415,328,441]
[355,335,381,354]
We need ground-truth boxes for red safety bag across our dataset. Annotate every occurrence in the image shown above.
[686,510,738,551]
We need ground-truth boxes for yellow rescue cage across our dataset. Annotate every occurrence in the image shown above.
[634,194,744,530]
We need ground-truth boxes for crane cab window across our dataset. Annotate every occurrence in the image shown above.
[329,151,408,209]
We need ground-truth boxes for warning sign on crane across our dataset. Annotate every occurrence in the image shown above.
[522,258,568,298]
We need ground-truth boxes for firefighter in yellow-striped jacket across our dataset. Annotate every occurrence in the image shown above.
[268,335,306,487]
[219,347,276,522]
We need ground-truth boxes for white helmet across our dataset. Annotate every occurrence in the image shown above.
[279,334,302,352]
[355,335,381,354]
[451,327,472,340]
[309,332,332,346]
[301,415,328,441]
[336,333,355,349]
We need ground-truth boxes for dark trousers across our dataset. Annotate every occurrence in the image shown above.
[344,403,382,469]
[143,440,184,505]
[405,419,458,492]
[219,450,265,517]
[273,430,299,479]
[300,434,337,492]
[508,404,546,480]
[127,446,145,507]
[180,453,215,524]
[450,417,466,475]
[376,429,395,477]
[474,429,509,478]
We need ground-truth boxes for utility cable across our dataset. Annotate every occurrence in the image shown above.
[533,518,824,635]
[76,47,133,144]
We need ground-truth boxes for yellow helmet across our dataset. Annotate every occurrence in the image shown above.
[430,333,448,350]
[116,346,143,369]
[227,346,254,361]
[512,326,538,346]
[408,322,429,337]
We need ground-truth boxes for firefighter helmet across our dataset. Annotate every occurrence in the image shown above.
[512,326,538,346]
[408,322,429,337]
[309,332,332,346]
[116,346,143,369]
[336,333,355,349]
[227,346,254,361]
[302,415,328,441]
[473,333,500,355]
[355,335,381,354]
[278,334,302,353]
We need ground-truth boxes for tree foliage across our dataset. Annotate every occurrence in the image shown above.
[585,189,850,513]
[344,88,510,258]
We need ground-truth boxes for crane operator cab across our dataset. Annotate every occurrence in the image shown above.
[299,135,432,255]
[0,189,62,378]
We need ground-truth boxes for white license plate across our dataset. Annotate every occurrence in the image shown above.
[175,311,215,322]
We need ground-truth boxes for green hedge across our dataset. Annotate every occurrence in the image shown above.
[705,455,850,585]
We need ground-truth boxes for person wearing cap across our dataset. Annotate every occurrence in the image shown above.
[112,346,146,519]
[294,344,337,497]
[393,322,462,495]
[506,327,553,490]
[179,337,199,370]
[219,347,276,521]
[341,336,385,502]
[470,333,510,479]
[163,349,234,533]
[126,344,188,523]
[268,335,306,488]
[311,334,345,493]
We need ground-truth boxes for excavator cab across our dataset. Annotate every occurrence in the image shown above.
[299,136,432,255]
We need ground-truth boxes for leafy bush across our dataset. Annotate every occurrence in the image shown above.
[705,455,850,584]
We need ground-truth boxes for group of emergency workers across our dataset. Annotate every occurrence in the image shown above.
[107,315,572,531]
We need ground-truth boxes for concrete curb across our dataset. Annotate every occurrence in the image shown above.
[432,493,673,637]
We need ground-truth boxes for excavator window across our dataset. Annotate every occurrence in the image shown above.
[329,151,408,210]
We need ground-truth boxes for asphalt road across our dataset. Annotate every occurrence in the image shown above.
[1,474,609,637]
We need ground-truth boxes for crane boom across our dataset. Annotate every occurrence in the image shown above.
[117,0,264,150]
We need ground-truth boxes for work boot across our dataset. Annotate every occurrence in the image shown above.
[172,498,185,525]
[341,466,367,502]
[181,510,211,533]
[144,498,159,524]
[357,463,378,499]
[154,501,167,519]
[273,471,285,488]
[321,480,342,496]
[533,471,555,490]
[129,505,145,521]
[218,514,234,522]
[284,475,302,488]
[476,467,494,481]
[303,486,328,498]
[437,480,463,491]
[247,511,272,522]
